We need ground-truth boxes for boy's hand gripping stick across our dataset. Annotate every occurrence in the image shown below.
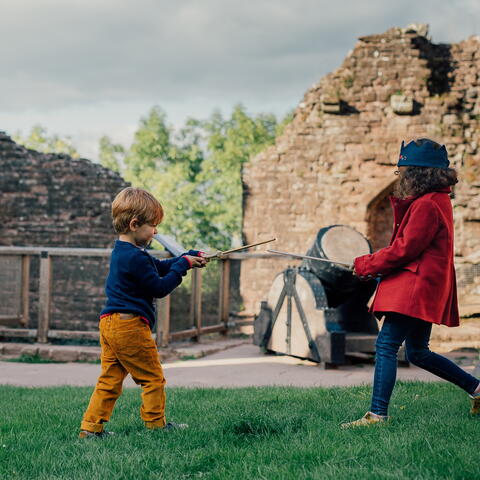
[204,238,276,259]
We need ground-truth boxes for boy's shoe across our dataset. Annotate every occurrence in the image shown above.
[79,430,114,439]
[341,412,389,429]
[470,393,480,415]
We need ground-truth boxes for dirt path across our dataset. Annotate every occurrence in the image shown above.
[3,344,476,388]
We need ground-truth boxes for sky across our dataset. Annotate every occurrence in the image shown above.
[1,0,479,161]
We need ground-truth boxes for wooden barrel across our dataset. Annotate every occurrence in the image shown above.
[303,225,372,307]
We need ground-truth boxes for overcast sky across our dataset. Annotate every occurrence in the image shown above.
[1,0,479,160]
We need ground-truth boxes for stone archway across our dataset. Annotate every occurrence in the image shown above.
[365,181,397,252]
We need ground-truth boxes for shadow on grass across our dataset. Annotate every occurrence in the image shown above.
[225,412,304,438]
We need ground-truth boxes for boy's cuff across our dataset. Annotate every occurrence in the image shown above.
[185,249,203,257]
[181,256,193,268]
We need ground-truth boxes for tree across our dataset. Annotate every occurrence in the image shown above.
[98,136,124,173]
[98,104,291,251]
[13,125,80,158]
[124,106,173,185]
[198,104,279,248]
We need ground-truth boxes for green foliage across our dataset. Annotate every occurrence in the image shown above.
[100,105,291,251]
[124,106,172,180]
[276,109,294,137]
[13,125,80,158]
[98,136,124,173]
[12,104,292,251]
[343,75,355,89]
[196,106,278,248]
[1,383,479,479]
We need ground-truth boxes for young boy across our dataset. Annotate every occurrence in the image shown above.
[79,187,207,438]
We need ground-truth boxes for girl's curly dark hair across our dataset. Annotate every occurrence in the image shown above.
[394,139,458,198]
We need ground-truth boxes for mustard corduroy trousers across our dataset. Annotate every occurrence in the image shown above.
[80,313,166,432]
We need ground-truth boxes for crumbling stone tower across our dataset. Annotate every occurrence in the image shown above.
[241,25,480,315]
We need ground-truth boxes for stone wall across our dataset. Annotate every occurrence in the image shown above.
[0,133,128,248]
[0,132,130,330]
[241,25,480,317]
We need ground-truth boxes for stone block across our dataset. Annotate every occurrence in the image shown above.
[46,347,79,362]
[442,114,460,125]
[2,344,23,356]
[390,94,414,114]
[20,345,39,357]
[77,349,101,362]
[322,103,341,114]
[38,349,51,360]
[363,89,376,102]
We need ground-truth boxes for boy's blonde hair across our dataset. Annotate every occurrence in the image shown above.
[112,187,164,234]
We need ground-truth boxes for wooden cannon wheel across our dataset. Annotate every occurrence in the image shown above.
[265,268,328,361]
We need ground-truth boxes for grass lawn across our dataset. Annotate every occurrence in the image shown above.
[1,383,478,479]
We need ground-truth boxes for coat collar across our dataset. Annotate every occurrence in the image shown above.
[389,187,451,224]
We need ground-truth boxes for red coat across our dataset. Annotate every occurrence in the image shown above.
[354,188,459,327]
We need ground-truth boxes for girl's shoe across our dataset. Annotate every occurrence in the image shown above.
[341,412,389,429]
[470,393,480,415]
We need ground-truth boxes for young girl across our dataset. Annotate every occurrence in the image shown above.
[342,138,480,427]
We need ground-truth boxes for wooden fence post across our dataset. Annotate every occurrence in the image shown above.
[21,255,30,327]
[218,259,230,329]
[37,251,52,343]
[156,295,171,347]
[190,268,202,340]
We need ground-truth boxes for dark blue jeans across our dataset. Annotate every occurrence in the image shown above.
[370,313,480,416]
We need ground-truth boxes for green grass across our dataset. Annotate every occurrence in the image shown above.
[180,355,200,361]
[0,383,478,479]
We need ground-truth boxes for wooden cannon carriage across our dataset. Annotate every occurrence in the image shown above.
[254,225,379,366]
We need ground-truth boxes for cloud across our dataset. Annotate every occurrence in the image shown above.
[0,0,479,162]
[1,0,478,113]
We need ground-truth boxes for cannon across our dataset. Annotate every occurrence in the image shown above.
[254,225,379,366]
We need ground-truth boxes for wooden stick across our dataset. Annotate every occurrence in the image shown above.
[267,249,352,268]
[205,238,276,259]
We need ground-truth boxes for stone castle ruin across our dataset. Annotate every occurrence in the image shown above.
[0,132,128,248]
[0,132,129,330]
[241,25,480,317]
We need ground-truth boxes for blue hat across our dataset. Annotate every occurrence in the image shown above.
[398,139,449,168]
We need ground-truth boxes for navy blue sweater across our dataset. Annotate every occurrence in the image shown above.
[101,240,198,329]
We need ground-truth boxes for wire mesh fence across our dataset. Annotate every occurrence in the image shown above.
[0,255,23,319]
